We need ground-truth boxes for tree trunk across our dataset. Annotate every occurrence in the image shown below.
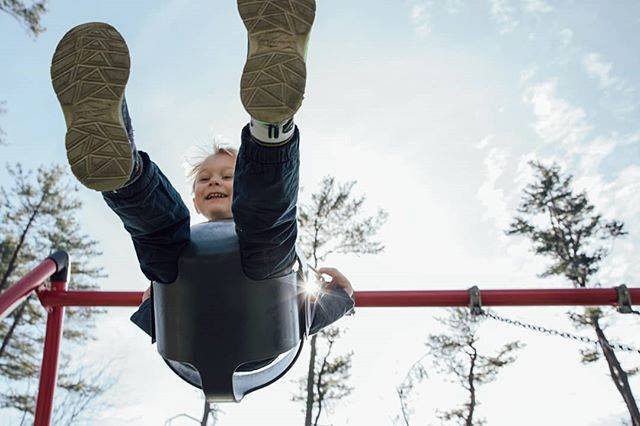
[313,340,331,426]
[466,345,478,426]
[397,387,410,426]
[0,301,28,360]
[201,400,211,426]
[593,319,640,426]
[304,334,318,426]
[0,199,42,293]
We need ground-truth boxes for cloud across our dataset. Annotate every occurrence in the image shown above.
[583,53,618,89]
[522,80,592,148]
[410,3,431,38]
[583,52,635,115]
[476,134,495,149]
[519,66,537,85]
[490,0,519,33]
[489,0,551,34]
[477,146,510,229]
[582,52,635,118]
[523,0,552,13]
[559,28,573,46]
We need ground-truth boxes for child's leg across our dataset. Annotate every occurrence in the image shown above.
[100,75,190,285]
[102,150,191,284]
[232,122,300,280]
[234,0,315,279]
[51,22,190,284]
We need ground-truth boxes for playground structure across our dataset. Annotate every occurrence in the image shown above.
[0,251,637,426]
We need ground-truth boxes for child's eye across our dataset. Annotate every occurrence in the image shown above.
[224,175,234,180]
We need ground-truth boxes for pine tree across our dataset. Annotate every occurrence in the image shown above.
[506,161,639,425]
[0,163,112,424]
[293,176,387,426]
[398,309,522,426]
[0,0,48,36]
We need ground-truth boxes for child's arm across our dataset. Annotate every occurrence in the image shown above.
[317,267,354,297]
[130,291,153,338]
[141,286,151,302]
[308,267,355,335]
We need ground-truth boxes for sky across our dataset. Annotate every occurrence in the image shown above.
[1,0,639,424]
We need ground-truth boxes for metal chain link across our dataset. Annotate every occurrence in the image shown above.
[479,310,640,355]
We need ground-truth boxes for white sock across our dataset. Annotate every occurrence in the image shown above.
[249,117,295,145]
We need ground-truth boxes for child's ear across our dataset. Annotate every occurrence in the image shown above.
[193,198,200,214]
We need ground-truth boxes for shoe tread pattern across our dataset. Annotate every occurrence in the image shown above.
[51,22,133,191]
[238,0,316,122]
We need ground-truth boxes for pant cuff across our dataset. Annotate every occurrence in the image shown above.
[240,124,299,164]
[103,150,155,200]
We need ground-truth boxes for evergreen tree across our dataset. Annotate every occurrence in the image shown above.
[398,309,522,426]
[395,354,428,426]
[0,163,112,424]
[507,161,639,425]
[1,0,48,36]
[293,176,387,426]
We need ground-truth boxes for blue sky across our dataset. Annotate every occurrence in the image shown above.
[1,0,639,425]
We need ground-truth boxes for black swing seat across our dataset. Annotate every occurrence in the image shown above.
[153,221,310,402]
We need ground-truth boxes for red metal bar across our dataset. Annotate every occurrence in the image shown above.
[355,287,640,307]
[36,287,639,308]
[39,290,143,307]
[0,259,57,320]
[34,278,67,426]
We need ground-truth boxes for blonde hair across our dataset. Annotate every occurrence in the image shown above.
[184,137,238,195]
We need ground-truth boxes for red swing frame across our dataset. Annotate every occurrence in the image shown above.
[0,252,637,426]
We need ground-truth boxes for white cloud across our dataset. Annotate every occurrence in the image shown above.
[410,3,431,38]
[478,146,510,229]
[583,53,618,89]
[523,80,592,148]
[583,53,636,116]
[476,134,495,149]
[490,0,519,33]
[489,0,551,34]
[559,28,573,46]
[523,0,552,13]
[519,66,537,85]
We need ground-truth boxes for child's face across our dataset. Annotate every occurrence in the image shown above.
[192,153,236,221]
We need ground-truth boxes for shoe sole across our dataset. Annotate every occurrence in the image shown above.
[51,22,133,192]
[238,0,316,123]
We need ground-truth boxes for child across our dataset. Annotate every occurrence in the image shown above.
[50,1,355,378]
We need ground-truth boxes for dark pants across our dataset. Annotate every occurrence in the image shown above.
[102,125,300,285]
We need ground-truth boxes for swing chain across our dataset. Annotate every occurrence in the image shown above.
[480,310,640,355]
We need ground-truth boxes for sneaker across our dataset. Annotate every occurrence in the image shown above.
[51,22,135,192]
[238,0,316,123]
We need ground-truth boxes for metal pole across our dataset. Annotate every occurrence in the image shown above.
[37,287,639,308]
[354,287,640,307]
[33,252,70,426]
[39,290,143,307]
[34,279,67,426]
[0,259,57,321]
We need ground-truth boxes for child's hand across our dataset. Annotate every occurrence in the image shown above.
[317,267,354,298]
[141,286,151,303]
